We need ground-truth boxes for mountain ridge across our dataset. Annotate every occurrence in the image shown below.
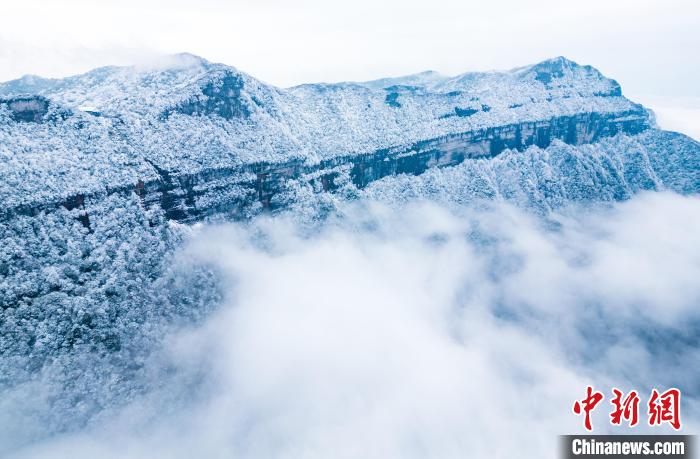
[0,54,651,213]
[0,54,627,115]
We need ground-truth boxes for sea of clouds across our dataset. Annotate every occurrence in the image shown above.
[6,192,700,459]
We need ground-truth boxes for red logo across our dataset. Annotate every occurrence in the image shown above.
[573,387,682,431]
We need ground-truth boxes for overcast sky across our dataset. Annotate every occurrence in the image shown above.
[1,0,698,96]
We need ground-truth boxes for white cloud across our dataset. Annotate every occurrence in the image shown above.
[8,192,700,458]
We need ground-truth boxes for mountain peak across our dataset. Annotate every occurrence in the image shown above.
[542,55,579,66]
[530,56,581,72]
[511,55,607,86]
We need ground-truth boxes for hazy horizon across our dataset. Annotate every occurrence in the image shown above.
[1,0,697,95]
[3,0,698,139]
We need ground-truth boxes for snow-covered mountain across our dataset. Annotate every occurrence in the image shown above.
[0,54,655,216]
[1,54,699,450]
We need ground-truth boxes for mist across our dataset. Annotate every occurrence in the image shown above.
[7,192,700,458]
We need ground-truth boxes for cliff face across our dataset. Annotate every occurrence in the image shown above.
[1,108,651,225]
[144,108,652,222]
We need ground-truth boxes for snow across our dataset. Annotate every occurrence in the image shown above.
[0,54,645,211]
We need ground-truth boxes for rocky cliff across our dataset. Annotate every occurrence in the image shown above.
[0,55,655,225]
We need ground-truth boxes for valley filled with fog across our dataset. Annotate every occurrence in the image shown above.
[5,192,699,458]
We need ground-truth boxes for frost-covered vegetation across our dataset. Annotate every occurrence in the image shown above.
[0,193,222,442]
[266,130,700,223]
[361,130,700,211]
[1,54,699,454]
